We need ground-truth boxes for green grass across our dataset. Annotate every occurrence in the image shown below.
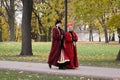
[77,42,120,67]
[0,42,120,67]
[0,42,50,62]
[0,70,105,80]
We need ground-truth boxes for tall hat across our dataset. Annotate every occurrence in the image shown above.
[67,23,73,28]
[55,19,62,25]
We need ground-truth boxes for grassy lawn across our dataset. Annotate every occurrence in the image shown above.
[77,42,120,67]
[0,70,106,80]
[0,42,120,67]
[0,42,119,80]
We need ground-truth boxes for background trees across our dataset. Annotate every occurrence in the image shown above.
[73,0,120,43]
[0,2,2,42]
[32,0,65,41]
[0,0,120,43]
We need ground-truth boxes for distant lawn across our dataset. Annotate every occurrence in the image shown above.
[0,42,120,67]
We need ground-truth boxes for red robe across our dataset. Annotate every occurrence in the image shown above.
[64,31,79,69]
[48,27,64,66]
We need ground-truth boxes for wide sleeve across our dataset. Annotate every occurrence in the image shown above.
[52,28,61,41]
[65,32,72,42]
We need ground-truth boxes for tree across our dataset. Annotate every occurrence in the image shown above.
[2,0,15,41]
[32,0,45,41]
[116,49,120,61]
[20,0,33,56]
[0,16,2,42]
[0,1,9,42]
[107,14,120,43]
[115,0,120,61]
[0,1,2,42]
[117,28,120,43]
[73,0,119,43]
[32,0,64,41]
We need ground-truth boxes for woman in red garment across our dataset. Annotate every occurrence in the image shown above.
[48,19,69,69]
[64,23,79,69]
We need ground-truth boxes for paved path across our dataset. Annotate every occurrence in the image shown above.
[0,61,120,80]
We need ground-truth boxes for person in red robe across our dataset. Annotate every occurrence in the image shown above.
[64,23,79,69]
[48,20,70,69]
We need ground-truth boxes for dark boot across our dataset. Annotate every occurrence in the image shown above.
[58,64,65,70]
[48,64,52,69]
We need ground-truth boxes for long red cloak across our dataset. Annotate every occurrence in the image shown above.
[48,27,64,66]
[64,31,79,69]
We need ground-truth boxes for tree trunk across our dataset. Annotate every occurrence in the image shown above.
[48,27,52,41]
[20,0,33,56]
[111,32,115,41]
[0,0,2,42]
[116,49,120,61]
[8,14,15,41]
[108,31,111,41]
[9,0,15,41]
[103,25,109,43]
[119,38,120,44]
[89,29,93,42]
[98,17,109,43]
[0,27,2,42]
[98,29,101,42]
[117,28,120,44]
[1,0,15,41]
